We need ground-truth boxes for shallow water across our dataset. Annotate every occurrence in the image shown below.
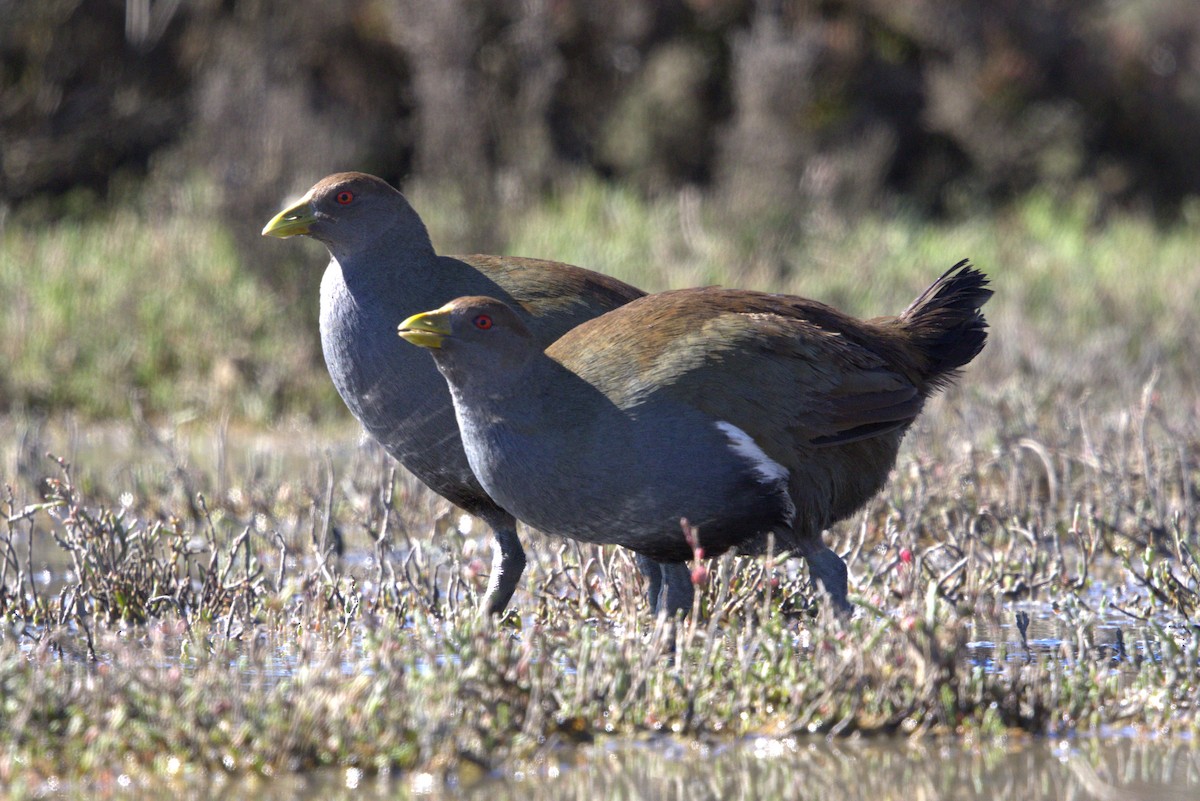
[966,599,1180,672]
[30,734,1199,800]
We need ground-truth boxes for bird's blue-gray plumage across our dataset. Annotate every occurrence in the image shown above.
[264,172,644,614]
[401,263,991,617]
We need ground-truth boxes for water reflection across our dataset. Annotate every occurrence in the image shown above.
[32,735,1198,800]
[964,600,1176,674]
[470,737,1199,801]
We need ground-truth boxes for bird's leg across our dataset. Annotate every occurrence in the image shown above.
[803,544,853,615]
[478,513,526,615]
[635,556,694,618]
[635,553,664,614]
[658,562,694,618]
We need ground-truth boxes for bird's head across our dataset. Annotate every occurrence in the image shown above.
[398,296,537,390]
[261,172,431,260]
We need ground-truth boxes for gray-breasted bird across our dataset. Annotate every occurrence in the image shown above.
[263,172,645,614]
[399,262,991,615]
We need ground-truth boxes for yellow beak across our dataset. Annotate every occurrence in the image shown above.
[397,307,453,349]
[261,197,316,238]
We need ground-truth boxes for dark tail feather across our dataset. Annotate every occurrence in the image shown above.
[898,259,992,390]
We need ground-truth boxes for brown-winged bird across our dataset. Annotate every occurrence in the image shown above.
[263,173,645,614]
[399,262,991,616]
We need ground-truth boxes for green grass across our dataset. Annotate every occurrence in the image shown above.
[5,177,1197,423]
[0,194,336,422]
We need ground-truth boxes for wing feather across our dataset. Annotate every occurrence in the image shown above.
[546,287,924,455]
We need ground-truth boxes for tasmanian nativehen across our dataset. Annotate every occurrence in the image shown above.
[398,261,992,616]
[262,173,645,614]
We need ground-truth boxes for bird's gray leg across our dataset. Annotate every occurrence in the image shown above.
[636,556,695,617]
[803,543,853,615]
[635,553,664,614]
[478,512,526,615]
[659,562,694,618]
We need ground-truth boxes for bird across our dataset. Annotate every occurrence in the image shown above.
[262,172,645,614]
[397,261,991,616]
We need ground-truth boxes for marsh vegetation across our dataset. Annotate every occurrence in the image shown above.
[1,180,1198,797]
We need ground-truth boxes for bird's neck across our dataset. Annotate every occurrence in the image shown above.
[323,216,437,279]
[324,234,440,307]
[442,354,549,431]
[448,363,548,500]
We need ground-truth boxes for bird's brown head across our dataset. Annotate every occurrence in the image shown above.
[398,296,536,387]
[261,172,430,258]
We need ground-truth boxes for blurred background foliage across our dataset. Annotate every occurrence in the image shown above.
[8,0,1200,220]
[2,0,1199,423]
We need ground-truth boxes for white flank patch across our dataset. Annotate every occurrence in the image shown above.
[715,421,797,525]
[715,421,788,483]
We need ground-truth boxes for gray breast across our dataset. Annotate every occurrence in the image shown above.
[319,262,478,496]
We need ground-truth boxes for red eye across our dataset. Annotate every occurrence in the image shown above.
[473,314,493,330]
[336,191,354,205]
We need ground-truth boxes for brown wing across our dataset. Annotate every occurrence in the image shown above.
[548,287,924,452]
[457,254,646,340]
